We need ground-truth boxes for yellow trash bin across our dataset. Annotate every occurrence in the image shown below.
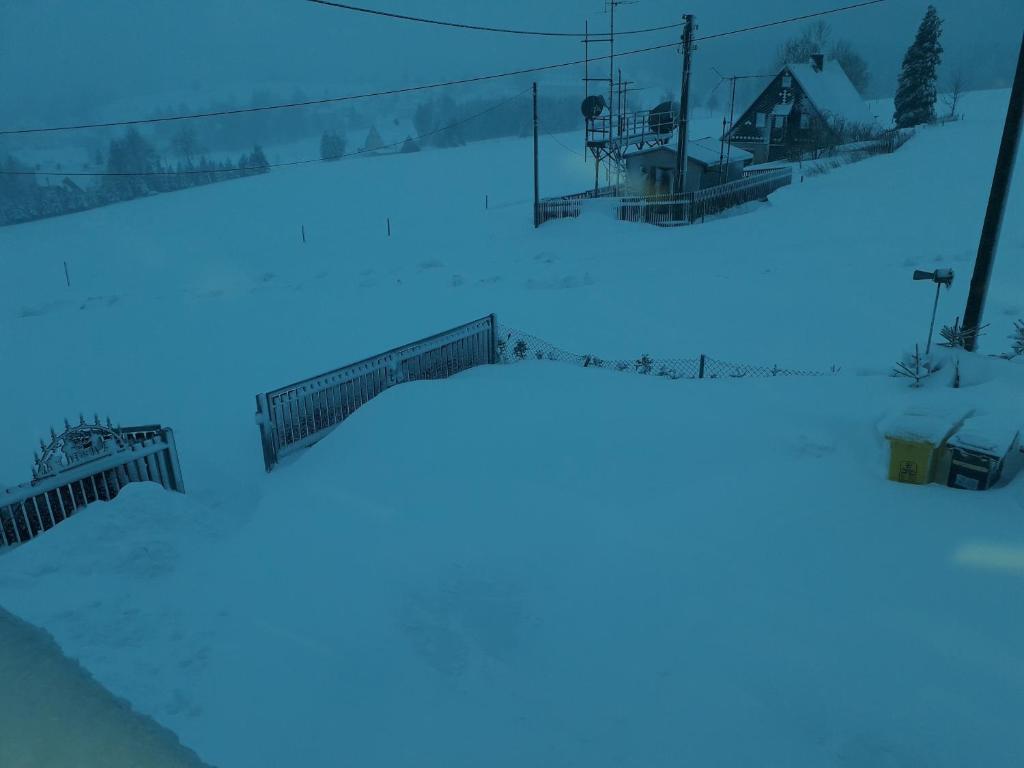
[883,409,971,485]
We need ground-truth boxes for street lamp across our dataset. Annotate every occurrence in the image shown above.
[913,268,954,355]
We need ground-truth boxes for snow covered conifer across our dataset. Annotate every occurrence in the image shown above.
[242,146,270,175]
[894,6,943,128]
[320,131,346,161]
[363,125,385,153]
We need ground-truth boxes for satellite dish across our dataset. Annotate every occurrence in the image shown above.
[581,95,607,120]
[648,101,677,135]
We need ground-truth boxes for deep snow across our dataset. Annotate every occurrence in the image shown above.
[0,88,1023,767]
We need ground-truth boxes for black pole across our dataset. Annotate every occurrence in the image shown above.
[674,14,695,195]
[533,82,540,228]
[925,281,941,356]
[963,32,1024,350]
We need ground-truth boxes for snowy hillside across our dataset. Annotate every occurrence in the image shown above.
[1,88,1023,767]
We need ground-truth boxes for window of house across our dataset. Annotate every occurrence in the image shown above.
[800,113,810,129]
[782,75,792,88]
[755,112,766,128]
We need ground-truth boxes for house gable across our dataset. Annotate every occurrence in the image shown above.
[725,68,824,145]
[724,59,873,147]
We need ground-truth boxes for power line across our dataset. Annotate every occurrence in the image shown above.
[0,89,533,178]
[0,0,888,137]
[0,41,679,136]
[694,0,886,43]
[540,124,585,157]
[303,0,682,38]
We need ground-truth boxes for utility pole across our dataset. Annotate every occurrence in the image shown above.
[674,14,695,195]
[584,19,589,159]
[962,31,1024,350]
[609,0,616,150]
[533,82,540,228]
[725,76,737,169]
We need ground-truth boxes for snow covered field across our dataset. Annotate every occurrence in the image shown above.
[0,89,1022,766]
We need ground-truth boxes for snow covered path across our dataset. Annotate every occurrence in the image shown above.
[0,607,210,768]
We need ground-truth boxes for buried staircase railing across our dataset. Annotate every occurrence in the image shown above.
[1,420,184,549]
[255,315,498,472]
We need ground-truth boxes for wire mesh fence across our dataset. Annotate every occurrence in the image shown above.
[495,325,834,380]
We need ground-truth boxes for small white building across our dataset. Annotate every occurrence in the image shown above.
[623,138,753,196]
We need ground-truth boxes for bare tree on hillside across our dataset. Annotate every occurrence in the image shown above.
[942,69,965,119]
[775,21,871,95]
[171,126,203,165]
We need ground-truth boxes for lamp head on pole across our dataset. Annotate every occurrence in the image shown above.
[913,268,954,287]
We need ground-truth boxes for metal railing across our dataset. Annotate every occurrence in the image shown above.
[688,168,793,221]
[255,315,498,472]
[0,425,184,549]
[616,168,794,226]
[535,185,620,227]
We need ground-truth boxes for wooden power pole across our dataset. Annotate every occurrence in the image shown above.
[674,14,695,195]
[962,31,1024,350]
[533,82,540,228]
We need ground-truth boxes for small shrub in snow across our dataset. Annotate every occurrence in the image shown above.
[939,317,987,349]
[893,344,927,387]
[1009,320,1024,358]
[495,339,508,363]
[635,354,653,375]
[513,340,528,360]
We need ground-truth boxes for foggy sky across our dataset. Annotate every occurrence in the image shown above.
[1,0,1021,131]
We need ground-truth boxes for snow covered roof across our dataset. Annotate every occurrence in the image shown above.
[623,136,752,166]
[949,416,1021,457]
[882,406,973,445]
[787,59,875,128]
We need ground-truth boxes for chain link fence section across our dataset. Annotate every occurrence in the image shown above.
[495,325,833,381]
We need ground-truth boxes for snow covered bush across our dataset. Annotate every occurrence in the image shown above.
[1009,320,1024,358]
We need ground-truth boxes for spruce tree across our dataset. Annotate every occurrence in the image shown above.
[320,131,346,161]
[893,5,943,128]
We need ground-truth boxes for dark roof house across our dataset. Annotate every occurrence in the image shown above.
[724,54,877,163]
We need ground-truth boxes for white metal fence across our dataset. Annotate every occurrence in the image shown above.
[0,425,184,549]
[255,315,498,472]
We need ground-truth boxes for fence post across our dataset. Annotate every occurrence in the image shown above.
[488,313,499,364]
[255,393,276,473]
[698,354,706,379]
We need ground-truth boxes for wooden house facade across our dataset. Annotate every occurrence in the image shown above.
[724,54,876,163]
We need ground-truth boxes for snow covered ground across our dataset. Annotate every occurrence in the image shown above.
[0,88,1022,766]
